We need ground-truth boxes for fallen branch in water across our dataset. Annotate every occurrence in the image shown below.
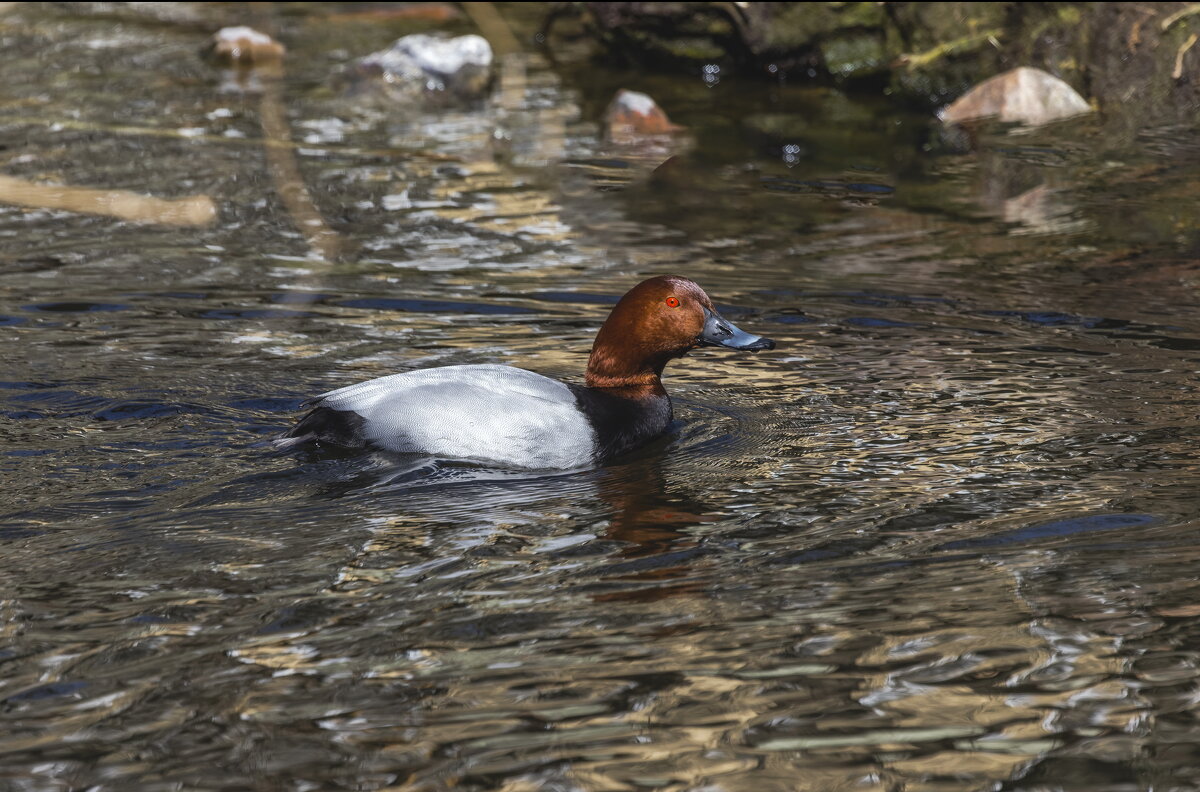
[894,29,1003,70]
[1,115,461,160]
[1174,32,1198,79]
[1162,3,1200,32]
[0,174,216,226]
[203,19,342,261]
[255,59,342,262]
[460,2,521,56]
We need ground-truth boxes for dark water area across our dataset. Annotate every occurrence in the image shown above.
[4,3,1200,790]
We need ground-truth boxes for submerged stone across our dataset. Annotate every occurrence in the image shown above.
[940,66,1091,126]
[352,33,494,102]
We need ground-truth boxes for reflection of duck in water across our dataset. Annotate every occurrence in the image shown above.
[588,454,720,604]
[279,276,774,469]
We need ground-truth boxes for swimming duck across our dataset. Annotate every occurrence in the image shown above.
[278,275,774,469]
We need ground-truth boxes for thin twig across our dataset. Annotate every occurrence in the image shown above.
[0,174,215,226]
[895,29,1003,70]
[0,115,460,161]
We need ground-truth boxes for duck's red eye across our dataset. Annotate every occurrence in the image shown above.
[665,296,680,308]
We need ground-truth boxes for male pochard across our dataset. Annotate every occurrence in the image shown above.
[279,275,775,469]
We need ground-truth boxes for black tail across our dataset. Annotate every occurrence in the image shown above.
[276,403,368,450]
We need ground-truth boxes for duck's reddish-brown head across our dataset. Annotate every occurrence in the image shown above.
[585,275,775,389]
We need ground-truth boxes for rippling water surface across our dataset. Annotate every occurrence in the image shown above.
[5,3,1200,790]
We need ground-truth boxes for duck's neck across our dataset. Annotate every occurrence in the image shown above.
[585,350,669,392]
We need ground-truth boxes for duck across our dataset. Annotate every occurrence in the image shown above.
[277,275,775,469]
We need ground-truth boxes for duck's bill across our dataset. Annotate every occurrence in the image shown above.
[699,307,776,351]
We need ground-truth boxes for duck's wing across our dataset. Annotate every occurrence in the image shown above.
[281,365,598,469]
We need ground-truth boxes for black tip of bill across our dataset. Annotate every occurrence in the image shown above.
[699,308,776,352]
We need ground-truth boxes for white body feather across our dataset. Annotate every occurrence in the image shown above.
[316,364,598,469]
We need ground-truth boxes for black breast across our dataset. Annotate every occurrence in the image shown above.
[568,385,672,463]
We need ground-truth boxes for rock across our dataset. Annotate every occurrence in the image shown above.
[604,90,682,142]
[202,26,285,67]
[352,34,494,102]
[940,67,1091,126]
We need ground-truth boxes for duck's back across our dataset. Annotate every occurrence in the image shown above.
[280,364,598,469]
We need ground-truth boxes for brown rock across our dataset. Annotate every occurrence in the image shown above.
[604,89,683,142]
[940,66,1090,127]
[203,26,286,67]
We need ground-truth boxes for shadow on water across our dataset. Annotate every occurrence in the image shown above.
[6,1,1200,789]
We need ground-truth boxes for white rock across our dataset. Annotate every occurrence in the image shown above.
[213,26,275,47]
[356,34,493,99]
[393,34,492,76]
